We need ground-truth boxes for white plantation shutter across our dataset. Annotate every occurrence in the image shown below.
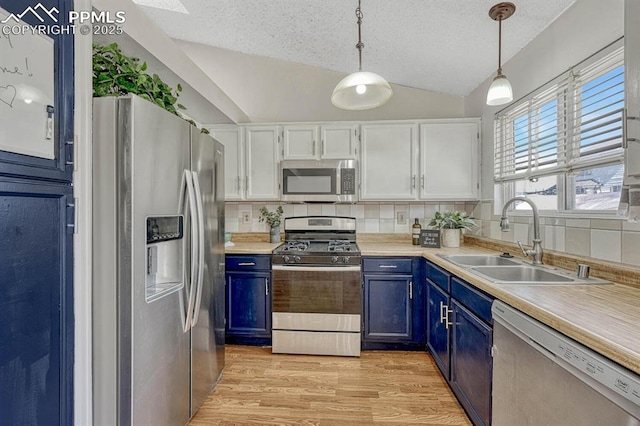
[494,42,624,183]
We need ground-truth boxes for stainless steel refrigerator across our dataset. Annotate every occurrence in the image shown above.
[92,95,225,426]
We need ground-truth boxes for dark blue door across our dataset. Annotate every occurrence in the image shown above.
[225,271,271,337]
[0,0,74,424]
[451,300,492,426]
[363,274,412,341]
[0,178,74,425]
[427,279,450,379]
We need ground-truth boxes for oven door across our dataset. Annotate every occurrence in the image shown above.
[272,265,361,314]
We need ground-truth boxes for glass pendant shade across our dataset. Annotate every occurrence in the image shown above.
[331,71,393,110]
[486,72,513,106]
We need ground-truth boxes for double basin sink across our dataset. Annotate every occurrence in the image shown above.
[441,254,611,285]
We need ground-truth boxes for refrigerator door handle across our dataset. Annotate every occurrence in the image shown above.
[178,169,198,333]
[190,171,206,327]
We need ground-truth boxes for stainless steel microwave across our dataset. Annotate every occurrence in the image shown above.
[280,160,358,203]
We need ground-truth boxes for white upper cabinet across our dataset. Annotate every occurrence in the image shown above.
[360,123,419,200]
[625,0,640,182]
[419,120,480,200]
[320,125,358,159]
[245,126,281,200]
[282,124,358,160]
[282,125,318,160]
[208,126,244,201]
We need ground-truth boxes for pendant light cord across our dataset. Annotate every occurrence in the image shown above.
[497,16,503,74]
[356,0,364,71]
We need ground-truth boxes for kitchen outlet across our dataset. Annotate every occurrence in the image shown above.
[241,211,251,224]
[397,211,407,225]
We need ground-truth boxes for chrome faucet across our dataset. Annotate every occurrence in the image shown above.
[500,197,544,265]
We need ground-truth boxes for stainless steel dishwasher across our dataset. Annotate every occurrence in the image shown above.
[491,300,640,425]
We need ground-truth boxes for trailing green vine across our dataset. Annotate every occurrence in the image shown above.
[92,43,209,134]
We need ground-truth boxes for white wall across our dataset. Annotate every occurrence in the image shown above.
[175,40,465,123]
[465,0,624,199]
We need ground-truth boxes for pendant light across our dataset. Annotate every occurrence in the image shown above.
[331,0,393,110]
[486,2,516,106]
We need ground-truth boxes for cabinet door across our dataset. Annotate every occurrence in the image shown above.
[427,279,451,379]
[283,125,318,160]
[451,300,492,426]
[320,125,358,159]
[420,121,480,200]
[624,0,640,181]
[225,271,271,337]
[0,0,73,182]
[0,178,74,426]
[209,126,244,200]
[244,126,280,200]
[363,274,413,341]
[361,123,418,200]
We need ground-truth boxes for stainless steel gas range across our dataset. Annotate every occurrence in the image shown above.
[271,216,361,357]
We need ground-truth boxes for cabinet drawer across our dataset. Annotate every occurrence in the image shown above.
[426,261,450,292]
[451,277,493,325]
[226,255,271,271]
[362,257,413,274]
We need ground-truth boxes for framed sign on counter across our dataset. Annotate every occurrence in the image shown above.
[420,229,441,248]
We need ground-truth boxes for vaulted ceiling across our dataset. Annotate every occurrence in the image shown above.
[133,0,575,96]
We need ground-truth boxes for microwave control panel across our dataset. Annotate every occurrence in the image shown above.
[341,169,356,194]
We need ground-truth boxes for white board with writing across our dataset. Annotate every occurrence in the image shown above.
[0,7,55,159]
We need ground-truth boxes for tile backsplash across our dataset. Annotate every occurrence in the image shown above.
[225,201,476,235]
[471,200,640,268]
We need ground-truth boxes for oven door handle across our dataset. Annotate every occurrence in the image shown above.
[272,265,361,272]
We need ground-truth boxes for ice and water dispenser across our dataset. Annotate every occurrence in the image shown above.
[145,216,184,302]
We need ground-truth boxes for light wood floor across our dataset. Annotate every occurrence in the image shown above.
[190,345,471,425]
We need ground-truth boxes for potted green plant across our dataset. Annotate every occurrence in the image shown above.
[258,206,284,243]
[428,211,476,248]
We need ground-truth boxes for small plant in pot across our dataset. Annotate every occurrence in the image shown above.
[428,211,476,248]
[258,206,284,243]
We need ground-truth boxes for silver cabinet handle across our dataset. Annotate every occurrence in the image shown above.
[245,176,249,191]
[411,175,416,190]
[421,175,425,189]
[439,301,452,328]
[379,265,397,269]
[265,278,269,296]
[439,301,447,324]
[409,281,413,300]
[313,140,316,154]
[322,139,325,155]
[237,262,256,266]
[237,176,242,191]
[623,108,640,149]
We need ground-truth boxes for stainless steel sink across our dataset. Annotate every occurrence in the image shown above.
[443,254,521,267]
[470,265,610,285]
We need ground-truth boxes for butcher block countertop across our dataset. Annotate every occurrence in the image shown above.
[225,235,640,375]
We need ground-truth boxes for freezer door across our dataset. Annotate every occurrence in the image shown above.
[190,130,226,415]
[125,97,192,426]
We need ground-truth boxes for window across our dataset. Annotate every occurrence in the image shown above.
[494,41,624,214]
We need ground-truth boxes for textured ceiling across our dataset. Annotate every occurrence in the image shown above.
[132,0,576,96]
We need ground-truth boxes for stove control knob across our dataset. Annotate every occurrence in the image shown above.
[294,256,301,263]
[283,255,290,263]
[331,256,339,264]
[342,256,350,264]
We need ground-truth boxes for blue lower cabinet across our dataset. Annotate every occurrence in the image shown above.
[426,279,450,378]
[225,255,272,345]
[363,274,413,341]
[362,257,425,350]
[425,261,494,426]
[451,300,493,426]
